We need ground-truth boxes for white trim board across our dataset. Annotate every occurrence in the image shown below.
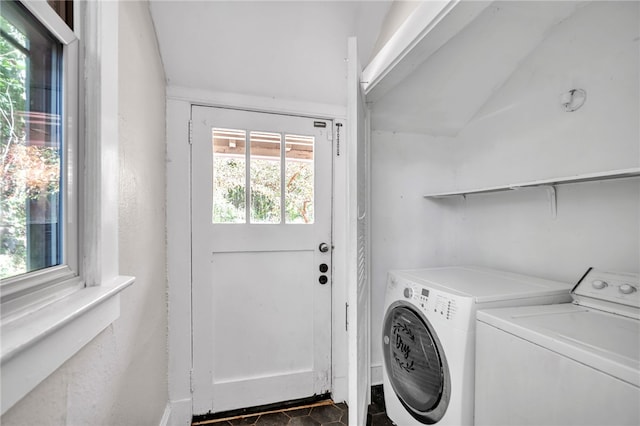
[158,403,171,426]
[362,0,491,102]
[167,86,346,120]
[167,398,191,426]
[166,98,192,425]
[370,364,383,386]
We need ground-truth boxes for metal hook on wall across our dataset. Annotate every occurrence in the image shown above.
[560,89,587,112]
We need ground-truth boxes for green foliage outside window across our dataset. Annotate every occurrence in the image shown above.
[213,156,314,224]
[285,161,314,224]
[0,15,61,279]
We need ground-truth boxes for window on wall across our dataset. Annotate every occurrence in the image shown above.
[0,0,79,308]
[1,0,133,415]
[1,0,63,280]
[212,128,315,224]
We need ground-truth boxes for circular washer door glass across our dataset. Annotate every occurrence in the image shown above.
[383,304,450,423]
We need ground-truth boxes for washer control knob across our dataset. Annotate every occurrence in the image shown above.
[592,280,608,290]
[403,288,414,299]
[619,284,637,295]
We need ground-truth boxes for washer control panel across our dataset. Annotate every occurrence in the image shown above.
[573,269,640,318]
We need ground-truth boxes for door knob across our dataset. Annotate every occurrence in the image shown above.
[319,243,330,253]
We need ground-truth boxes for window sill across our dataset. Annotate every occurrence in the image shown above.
[0,275,135,415]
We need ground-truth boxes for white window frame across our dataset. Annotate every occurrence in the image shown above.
[0,0,81,323]
[0,1,134,415]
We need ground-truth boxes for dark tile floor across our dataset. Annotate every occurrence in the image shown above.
[367,385,394,426]
[192,385,395,426]
[192,401,348,426]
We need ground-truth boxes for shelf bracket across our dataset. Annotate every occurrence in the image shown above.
[542,185,557,219]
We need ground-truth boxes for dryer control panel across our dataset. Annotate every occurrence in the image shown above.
[406,285,459,320]
[388,273,472,329]
[572,268,640,319]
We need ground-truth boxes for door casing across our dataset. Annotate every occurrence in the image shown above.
[165,91,354,425]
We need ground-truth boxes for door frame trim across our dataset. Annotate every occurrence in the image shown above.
[166,87,348,425]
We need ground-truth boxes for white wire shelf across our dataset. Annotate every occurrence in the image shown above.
[423,168,640,199]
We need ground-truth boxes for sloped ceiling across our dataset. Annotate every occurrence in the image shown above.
[371,1,584,136]
[149,0,391,107]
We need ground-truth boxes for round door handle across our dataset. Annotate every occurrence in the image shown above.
[319,243,330,253]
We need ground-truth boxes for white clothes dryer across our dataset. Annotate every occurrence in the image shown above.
[475,268,640,426]
[381,266,572,426]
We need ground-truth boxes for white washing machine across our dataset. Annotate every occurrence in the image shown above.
[475,268,640,426]
[381,266,572,425]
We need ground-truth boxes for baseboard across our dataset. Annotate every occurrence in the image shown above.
[332,375,348,404]
[371,364,383,386]
[168,398,192,426]
[159,403,171,426]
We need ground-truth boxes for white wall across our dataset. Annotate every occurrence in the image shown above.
[370,0,639,379]
[0,2,169,424]
[438,180,639,283]
[454,1,639,187]
[150,1,390,109]
[369,130,456,381]
[449,0,640,282]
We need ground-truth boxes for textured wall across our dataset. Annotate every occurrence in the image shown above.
[114,1,168,423]
[1,2,168,424]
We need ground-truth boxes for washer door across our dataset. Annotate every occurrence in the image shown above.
[382,301,451,424]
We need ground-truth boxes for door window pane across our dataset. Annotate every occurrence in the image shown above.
[211,126,317,226]
[1,2,63,279]
[249,131,281,224]
[285,134,314,224]
[212,128,246,223]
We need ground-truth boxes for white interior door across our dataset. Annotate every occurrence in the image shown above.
[347,37,371,426]
[191,106,333,414]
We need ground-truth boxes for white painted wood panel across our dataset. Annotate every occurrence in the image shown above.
[191,106,332,414]
[347,37,370,426]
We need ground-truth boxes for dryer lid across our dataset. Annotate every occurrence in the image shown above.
[393,267,572,304]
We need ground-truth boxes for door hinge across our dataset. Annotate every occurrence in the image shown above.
[189,368,194,393]
[345,302,349,331]
[188,119,193,145]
